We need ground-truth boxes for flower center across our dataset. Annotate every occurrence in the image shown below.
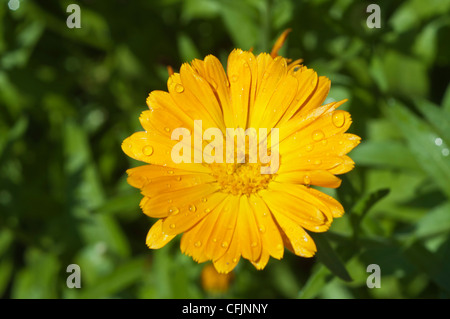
[210,162,274,196]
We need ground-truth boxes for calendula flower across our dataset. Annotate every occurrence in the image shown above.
[201,263,233,294]
[122,30,360,274]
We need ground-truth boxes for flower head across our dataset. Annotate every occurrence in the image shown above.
[122,30,360,273]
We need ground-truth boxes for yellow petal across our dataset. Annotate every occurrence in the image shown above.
[270,28,292,57]
[269,182,336,224]
[227,49,258,128]
[205,196,240,261]
[237,196,262,262]
[274,170,342,188]
[249,194,284,260]
[270,210,316,257]
[146,219,176,249]
[261,187,331,233]
[162,189,227,235]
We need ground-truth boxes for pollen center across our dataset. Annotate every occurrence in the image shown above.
[210,162,274,196]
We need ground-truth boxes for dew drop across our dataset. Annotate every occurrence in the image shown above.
[142,145,154,156]
[212,238,217,243]
[221,241,228,248]
[332,111,346,128]
[164,127,170,133]
[169,223,176,229]
[314,159,322,165]
[167,170,174,174]
[201,197,208,203]
[174,83,184,93]
[168,207,180,215]
[305,144,314,152]
[231,74,239,83]
[263,71,270,79]
[176,176,182,181]
[189,204,197,212]
[251,242,257,248]
[232,258,238,263]
[304,175,311,185]
[194,241,202,248]
[243,62,249,68]
[204,208,211,213]
[312,130,324,141]
[258,225,266,233]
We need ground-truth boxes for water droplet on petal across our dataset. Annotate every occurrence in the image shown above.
[164,127,170,133]
[142,145,154,156]
[314,159,322,165]
[221,241,228,248]
[204,208,211,213]
[304,175,311,185]
[202,197,207,203]
[194,241,202,247]
[312,130,324,141]
[258,225,266,233]
[231,74,239,83]
[189,204,197,212]
[232,258,238,263]
[263,71,270,79]
[306,144,314,152]
[169,223,176,229]
[332,111,346,128]
[167,170,174,174]
[168,207,180,215]
[251,242,257,248]
[175,176,182,181]
[174,83,184,93]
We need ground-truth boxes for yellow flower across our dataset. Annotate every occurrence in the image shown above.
[201,263,233,294]
[122,30,360,274]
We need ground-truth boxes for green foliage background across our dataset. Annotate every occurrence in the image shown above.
[1,0,450,299]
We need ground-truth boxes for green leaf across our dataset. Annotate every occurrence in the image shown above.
[11,249,60,299]
[384,100,450,198]
[443,83,450,113]
[76,257,147,299]
[311,234,352,282]
[403,241,450,294]
[351,141,421,171]
[415,99,450,146]
[350,188,390,236]
[413,201,450,239]
[298,264,331,299]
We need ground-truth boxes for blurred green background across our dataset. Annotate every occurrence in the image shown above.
[1,0,450,299]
